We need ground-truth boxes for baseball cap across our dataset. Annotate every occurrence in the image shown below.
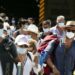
[15,35,29,46]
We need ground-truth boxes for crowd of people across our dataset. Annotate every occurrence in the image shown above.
[0,12,75,75]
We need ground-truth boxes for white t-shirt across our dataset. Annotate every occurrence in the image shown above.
[50,26,65,39]
[50,26,66,44]
[23,57,32,75]
[33,64,41,75]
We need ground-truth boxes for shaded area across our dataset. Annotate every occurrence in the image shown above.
[0,0,39,19]
[45,0,75,20]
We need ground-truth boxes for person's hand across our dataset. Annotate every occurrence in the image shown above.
[52,66,60,75]
[18,55,26,62]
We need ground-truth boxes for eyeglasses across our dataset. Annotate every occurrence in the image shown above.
[28,45,33,48]
[66,29,75,33]
[19,45,28,48]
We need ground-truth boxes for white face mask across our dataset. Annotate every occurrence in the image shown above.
[66,32,74,39]
[43,28,50,33]
[27,35,32,39]
[58,22,65,27]
[0,29,3,37]
[17,47,27,54]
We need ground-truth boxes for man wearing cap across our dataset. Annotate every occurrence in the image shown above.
[65,21,75,41]
[43,23,75,75]
[14,35,33,75]
[27,24,39,40]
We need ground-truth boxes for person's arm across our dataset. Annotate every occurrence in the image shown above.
[43,40,57,62]
[46,56,60,75]
[44,40,60,75]
[9,43,20,62]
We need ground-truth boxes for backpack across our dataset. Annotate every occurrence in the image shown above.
[38,35,58,53]
[37,35,59,75]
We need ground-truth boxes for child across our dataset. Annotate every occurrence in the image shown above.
[27,39,42,75]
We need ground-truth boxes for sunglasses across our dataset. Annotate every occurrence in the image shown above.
[19,45,28,48]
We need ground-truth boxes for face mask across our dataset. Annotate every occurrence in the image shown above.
[58,22,65,27]
[66,32,74,39]
[17,47,27,54]
[0,29,3,37]
[27,35,32,39]
[43,28,50,33]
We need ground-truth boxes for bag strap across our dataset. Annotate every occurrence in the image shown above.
[27,53,32,61]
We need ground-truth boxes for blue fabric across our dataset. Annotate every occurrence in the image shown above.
[39,40,56,66]
[39,51,48,66]
[55,41,75,75]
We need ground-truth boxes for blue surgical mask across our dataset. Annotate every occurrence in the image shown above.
[17,47,27,54]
